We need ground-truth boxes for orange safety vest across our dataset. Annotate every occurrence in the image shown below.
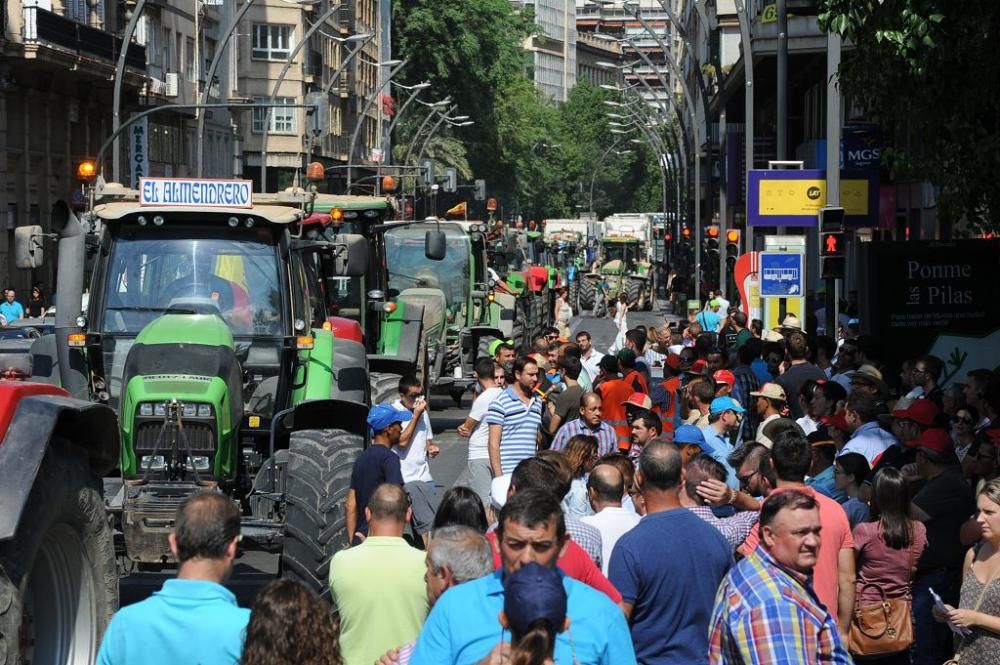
[652,376,682,443]
[599,378,635,452]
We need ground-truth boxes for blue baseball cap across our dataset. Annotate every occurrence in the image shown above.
[503,563,567,637]
[673,424,706,447]
[710,396,746,415]
[366,403,412,433]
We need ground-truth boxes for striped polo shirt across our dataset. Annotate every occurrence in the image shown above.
[485,386,542,474]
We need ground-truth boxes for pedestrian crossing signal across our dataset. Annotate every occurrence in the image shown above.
[821,232,844,259]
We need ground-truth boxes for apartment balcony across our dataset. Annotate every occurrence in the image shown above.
[16,4,146,73]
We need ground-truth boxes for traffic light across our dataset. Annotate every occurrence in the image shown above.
[681,227,691,239]
[819,206,845,232]
[726,229,741,269]
[443,167,457,193]
[821,231,845,279]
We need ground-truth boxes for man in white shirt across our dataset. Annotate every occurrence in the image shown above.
[456,359,504,507]
[576,331,604,383]
[581,463,640,574]
[393,375,440,546]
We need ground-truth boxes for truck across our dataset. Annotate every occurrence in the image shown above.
[542,219,592,309]
[579,213,656,311]
[12,179,386,601]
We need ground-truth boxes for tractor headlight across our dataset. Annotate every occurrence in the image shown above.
[139,403,153,417]
[182,403,197,418]
[154,403,166,417]
[197,404,212,418]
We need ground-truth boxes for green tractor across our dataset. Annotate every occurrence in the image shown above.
[579,236,655,312]
[17,181,377,596]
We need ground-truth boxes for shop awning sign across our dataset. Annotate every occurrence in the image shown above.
[747,169,878,227]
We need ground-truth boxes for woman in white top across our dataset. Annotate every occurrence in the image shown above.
[554,286,573,338]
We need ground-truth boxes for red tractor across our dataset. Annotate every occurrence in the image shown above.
[0,361,120,662]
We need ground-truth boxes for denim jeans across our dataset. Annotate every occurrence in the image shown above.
[911,570,958,665]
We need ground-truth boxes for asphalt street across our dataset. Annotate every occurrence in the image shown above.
[119,304,678,608]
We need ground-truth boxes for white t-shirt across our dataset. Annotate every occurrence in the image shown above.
[391,399,434,483]
[580,506,641,575]
[467,387,503,461]
[581,350,604,382]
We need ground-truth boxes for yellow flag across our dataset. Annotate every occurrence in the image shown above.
[446,201,467,216]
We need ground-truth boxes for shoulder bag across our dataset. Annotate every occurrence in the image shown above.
[848,533,918,656]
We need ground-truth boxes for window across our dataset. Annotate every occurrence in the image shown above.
[252,24,292,61]
[185,37,196,82]
[252,97,297,134]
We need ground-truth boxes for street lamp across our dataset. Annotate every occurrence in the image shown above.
[382,81,432,167]
[345,59,409,189]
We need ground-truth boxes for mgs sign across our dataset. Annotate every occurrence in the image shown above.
[866,239,1000,385]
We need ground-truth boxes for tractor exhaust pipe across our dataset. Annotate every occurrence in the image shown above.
[51,201,88,400]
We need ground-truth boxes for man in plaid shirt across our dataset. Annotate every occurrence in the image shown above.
[708,489,851,664]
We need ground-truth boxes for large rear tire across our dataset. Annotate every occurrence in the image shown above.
[0,439,117,665]
[626,278,642,308]
[282,429,363,599]
[578,279,596,313]
[370,371,402,406]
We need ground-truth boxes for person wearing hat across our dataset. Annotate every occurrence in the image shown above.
[838,391,897,466]
[775,313,803,335]
[672,424,710,465]
[411,489,636,664]
[696,299,723,334]
[490,338,516,366]
[499,562,570,664]
[701,397,745,488]
[713,369,736,397]
[750,383,787,449]
[347,404,410,544]
[910,428,978,665]
[686,299,702,325]
[847,364,889,401]
[804,430,846,503]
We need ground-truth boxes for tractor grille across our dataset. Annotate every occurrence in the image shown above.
[135,421,216,452]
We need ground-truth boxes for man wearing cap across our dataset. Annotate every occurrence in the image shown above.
[751,383,787,448]
[910,428,977,665]
[551,392,617,457]
[411,490,636,665]
[490,339,515,367]
[838,391,897,466]
[581,464,641,575]
[347,404,409,544]
[701,397,744,488]
[673,424,710,465]
[847,364,889,404]
[867,398,940,481]
[775,332,827,420]
[697,299,722,334]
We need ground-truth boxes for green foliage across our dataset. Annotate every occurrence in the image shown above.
[819,0,1000,232]
[392,0,664,219]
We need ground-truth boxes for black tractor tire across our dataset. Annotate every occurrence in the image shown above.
[568,278,579,313]
[511,314,526,351]
[0,439,117,665]
[282,429,363,599]
[578,279,596,312]
[370,371,402,406]
[626,278,642,308]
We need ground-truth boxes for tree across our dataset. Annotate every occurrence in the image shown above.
[819,0,1000,232]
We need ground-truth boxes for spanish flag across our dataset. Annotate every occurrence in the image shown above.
[446,201,467,216]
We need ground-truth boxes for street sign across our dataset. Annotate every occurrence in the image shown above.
[760,252,804,297]
[747,170,878,227]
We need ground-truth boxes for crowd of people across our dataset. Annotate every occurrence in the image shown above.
[96,301,1000,665]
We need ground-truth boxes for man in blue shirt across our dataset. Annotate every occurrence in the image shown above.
[347,403,410,543]
[0,288,24,323]
[609,441,733,664]
[700,397,744,488]
[696,299,722,334]
[97,492,250,665]
[411,489,635,664]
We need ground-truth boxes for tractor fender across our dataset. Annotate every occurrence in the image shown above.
[0,384,119,541]
[289,398,369,440]
[326,317,369,404]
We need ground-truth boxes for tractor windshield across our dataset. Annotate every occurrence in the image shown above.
[603,242,638,271]
[101,231,284,336]
[384,226,470,308]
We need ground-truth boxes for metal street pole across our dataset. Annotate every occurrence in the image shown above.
[402,104,452,204]
[259,1,344,190]
[383,82,431,163]
[111,0,148,183]
[590,140,622,213]
[733,0,755,253]
[346,59,408,190]
[825,30,842,337]
[196,0,256,176]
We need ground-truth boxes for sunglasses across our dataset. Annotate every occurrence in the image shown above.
[737,469,760,488]
[951,416,974,425]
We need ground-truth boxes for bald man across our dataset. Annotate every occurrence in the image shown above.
[551,392,618,456]
[581,464,641,574]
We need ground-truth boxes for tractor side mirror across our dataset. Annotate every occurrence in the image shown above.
[425,230,447,261]
[14,225,44,268]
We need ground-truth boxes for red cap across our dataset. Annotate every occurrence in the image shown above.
[622,392,653,410]
[892,399,940,427]
[686,359,708,375]
[666,354,682,371]
[911,428,955,460]
[713,369,736,387]
[823,409,850,433]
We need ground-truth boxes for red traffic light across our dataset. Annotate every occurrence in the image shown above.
[821,232,844,258]
[664,232,672,242]
[706,225,720,238]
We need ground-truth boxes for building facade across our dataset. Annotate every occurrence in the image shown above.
[514,0,578,102]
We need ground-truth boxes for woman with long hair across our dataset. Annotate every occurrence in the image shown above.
[834,452,872,527]
[500,562,569,665]
[933,478,1000,664]
[240,579,341,665]
[851,467,928,663]
[561,435,598,520]
[432,485,489,533]
[554,286,573,338]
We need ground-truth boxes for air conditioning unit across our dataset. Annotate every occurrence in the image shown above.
[164,72,179,97]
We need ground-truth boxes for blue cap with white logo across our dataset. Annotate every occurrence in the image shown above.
[366,403,412,433]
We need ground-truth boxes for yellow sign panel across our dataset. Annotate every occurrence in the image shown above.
[757,179,869,217]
